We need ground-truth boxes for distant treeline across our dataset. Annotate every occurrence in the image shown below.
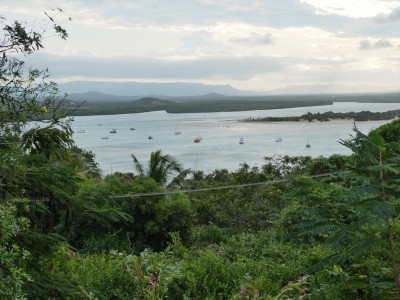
[243,110,400,122]
[70,99,333,116]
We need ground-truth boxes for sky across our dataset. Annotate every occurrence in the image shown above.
[2,0,400,94]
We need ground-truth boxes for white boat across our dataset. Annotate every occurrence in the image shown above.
[77,130,85,133]
[275,137,282,142]
[239,138,244,144]
[110,129,117,133]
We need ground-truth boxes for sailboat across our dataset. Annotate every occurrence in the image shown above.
[305,137,311,148]
[239,137,244,144]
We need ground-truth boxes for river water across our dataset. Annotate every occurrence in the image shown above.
[71,102,400,175]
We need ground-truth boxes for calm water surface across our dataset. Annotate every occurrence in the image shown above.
[71,102,400,175]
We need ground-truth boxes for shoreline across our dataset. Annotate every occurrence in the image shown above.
[238,118,397,124]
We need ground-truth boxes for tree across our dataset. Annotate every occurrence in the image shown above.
[0,10,75,203]
[132,150,191,188]
[298,126,400,298]
[0,10,82,298]
[0,10,73,132]
[0,199,30,299]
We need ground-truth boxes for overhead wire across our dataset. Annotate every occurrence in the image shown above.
[110,171,350,199]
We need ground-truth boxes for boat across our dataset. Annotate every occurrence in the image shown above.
[110,129,117,133]
[306,138,311,148]
[175,131,182,135]
[148,136,153,140]
[101,136,109,140]
[77,130,85,133]
[130,127,135,131]
[275,137,282,142]
[239,137,244,144]
[194,137,202,143]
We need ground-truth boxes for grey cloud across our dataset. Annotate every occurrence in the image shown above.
[67,0,341,30]
[230,32,275,45]
[359,40,372,50]
[374,39,393,48]
[375,8,400,23]
[62,0,400,39]
[25,52,399,92]
[27,52,360,83]
[359,39,392,50]
[28,53,285,80]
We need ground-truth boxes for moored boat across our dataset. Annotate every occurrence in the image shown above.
[194,137,202,143]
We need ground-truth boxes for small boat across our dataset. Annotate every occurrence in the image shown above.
[77,130,85,133]
[194,137,202,143]
[148,136,153,140]
[239,137,244,144]
[175,131,182,135]
[110,129,117,133]
[101,136,109,140]
[275,137,282,142]
[306,138,311,148]
[130,127,136,131]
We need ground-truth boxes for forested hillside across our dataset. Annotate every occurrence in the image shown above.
[1,10,400,300]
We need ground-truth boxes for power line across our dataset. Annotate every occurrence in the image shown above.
[111,171,350,199]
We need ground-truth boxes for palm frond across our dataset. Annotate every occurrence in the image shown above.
[131,154,145,176]
[167,168,191,189]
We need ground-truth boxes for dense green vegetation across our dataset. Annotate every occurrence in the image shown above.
[244,110,400,122]
[2,11,400,300]
[67,93,400,116]
[3,120,400,298]
[70,98,334,116]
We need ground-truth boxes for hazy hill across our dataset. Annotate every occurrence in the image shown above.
[59,81,252,97]
[66,91,141,103]
[133,97,174,106]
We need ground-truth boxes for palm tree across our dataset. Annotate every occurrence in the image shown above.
[131,150,191,188]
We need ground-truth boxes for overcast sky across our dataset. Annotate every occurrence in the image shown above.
[3,0,400,93]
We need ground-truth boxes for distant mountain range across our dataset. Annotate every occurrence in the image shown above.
[59,81,253,98]
[59,81,400,106]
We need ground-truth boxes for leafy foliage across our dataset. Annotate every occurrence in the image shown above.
[132,149,191,188]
